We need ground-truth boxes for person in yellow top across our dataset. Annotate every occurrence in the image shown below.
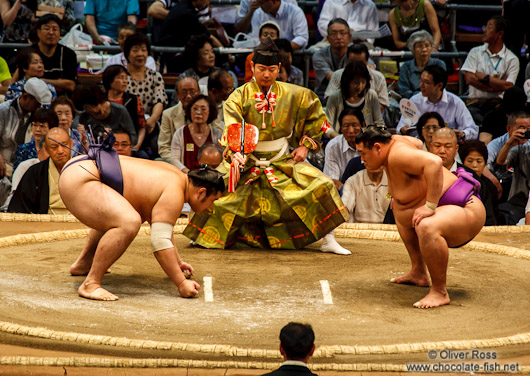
[184,38,350,254]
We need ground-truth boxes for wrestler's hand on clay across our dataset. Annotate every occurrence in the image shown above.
[231,152,247,165]
[291,145,309,162]
[178,279,200,298]
[412,205,435,228]
[180,261,195,277]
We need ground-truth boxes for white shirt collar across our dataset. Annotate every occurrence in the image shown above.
[282,360,309,368]
[450,160,458,172]
[482,43,507,58]
[422,89,448,105]
[340,134,357,153]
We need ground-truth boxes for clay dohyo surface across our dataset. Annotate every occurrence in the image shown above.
[0,221,530,368]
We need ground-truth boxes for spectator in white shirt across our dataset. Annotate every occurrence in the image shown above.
[250,0,308,50]
[235,0,296,33]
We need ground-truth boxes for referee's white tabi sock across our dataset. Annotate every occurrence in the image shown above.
[320,231,351,255]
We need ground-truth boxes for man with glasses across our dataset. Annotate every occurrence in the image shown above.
[397,65,477,141]
[30,15,77,96]
[207,69,234,131]
[312,18,351,102]
[158,76,201,162]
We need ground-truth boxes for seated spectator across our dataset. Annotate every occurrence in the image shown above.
[170,94,221,172]
[342,165,390,223]
[261,322,317,376]
[245,21,280,83]
[207,69,234,131]
[13,107,56,171]
[317,0,378,44]
[6,49,57,102]
[147,0,176,44]
[398,30,446,99]
[104,22,157,71]
[8,127,71,214]
[125,33,168,158]
[250,0,308,50]
[158,76,200,162]
[325,44,389,110]
[0,77,52,179]
[397,65,478,141]
[339,155,365,184]
[461,16,519,125]
[415,111,445,151]
[494,111,530,202]
[112,129,138,157]
[0,56,13,95]
[388,0,441,50]
[274,38,303,86]
[326,60,384,134]
[460,139,498,226]
[84,0,138,43]
[51,96,86,156]
[0,0,36,43]
[323,108,363,190]
[236,0,295,33]
[181,34,229,87]
[30,14,77,96]
[480,86,528,145]
[430,127,460,171]
[103,64,147,156]
[73,83,137,146]
[197,142,222,168]
[313,18,351,102]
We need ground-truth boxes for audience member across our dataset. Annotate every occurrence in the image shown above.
[461,15,519,125]
[430,127,460,171]
[125,32,168,158]
[158,76,200,162]
[274,38,303,86]
[325,44,388,111]
[13,107,56,171]
[250,0,308,50]
[326,60,384,133]
[104,22,157,71]
[0,56,13,95]
[415,111,445,151]
[170,94,221,172]
[460,139,498,226]
[84,0,138,43]
[342,164,389,223]
[312,18,351,102]
[6,49,57,102]
[388,0,441,50]
[317,0,378,44]
[156,0,211,47]
[0,0,36,43]
[207,69,234,131]
[103,64,147,155]
[261,322,317,376]
[397,65,477,140]
[480,86,528,144]
[245,21,280,82]
[323,108,363,190]
[339,155,365,184]
[8,127,71,214]
[236,0,295,33]
[398,30,446,99]
[73,83,137,146]
[147,0,176,44]
[0,78,52,178]
[197,142,222,168]
[51,96,86,156]
[31,14,77,96]
[112,130,134,156]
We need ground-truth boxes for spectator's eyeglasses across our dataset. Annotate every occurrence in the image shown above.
[328,31,350,38]
[180,89,199,97]
[423,126,440,133]
[113,142,131,147]
[41,26,60,34]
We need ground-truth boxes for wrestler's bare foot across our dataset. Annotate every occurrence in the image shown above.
[390,271,430,287]
[78,282,119,301]
[413,289,450,309]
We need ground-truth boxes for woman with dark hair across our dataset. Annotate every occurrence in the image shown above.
[415,111,445,151]
[13,108,57,171]
[459,140,498,226]
[0,0,36,43]
[170,94,221,173]
[124,32,168,158]
[51,96,86,156]
[181,34,217,85]
[326,60,383,135]
[103,64,147,155]
[5,49,56,101]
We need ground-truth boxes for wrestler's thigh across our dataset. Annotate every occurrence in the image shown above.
[418,199,485,247]
[59,162,140,231]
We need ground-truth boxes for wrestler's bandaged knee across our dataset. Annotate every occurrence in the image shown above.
[151,222,174,252]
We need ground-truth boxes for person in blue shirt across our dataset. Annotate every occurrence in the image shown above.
[84,0,139,43]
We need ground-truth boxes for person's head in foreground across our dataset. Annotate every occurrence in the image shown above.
[459,140,488,177]
[279,322,315,362]
[355,126,393,170]
[506,111,530,146]
[187,166,225,213]
[44,127,72,171]
[431,127,458,170]
[251,37,281,89]
[198,143,223,169]
[416,111,445,151]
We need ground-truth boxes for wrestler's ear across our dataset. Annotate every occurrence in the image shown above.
[250,61,255,76]
[197,187,208,202]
